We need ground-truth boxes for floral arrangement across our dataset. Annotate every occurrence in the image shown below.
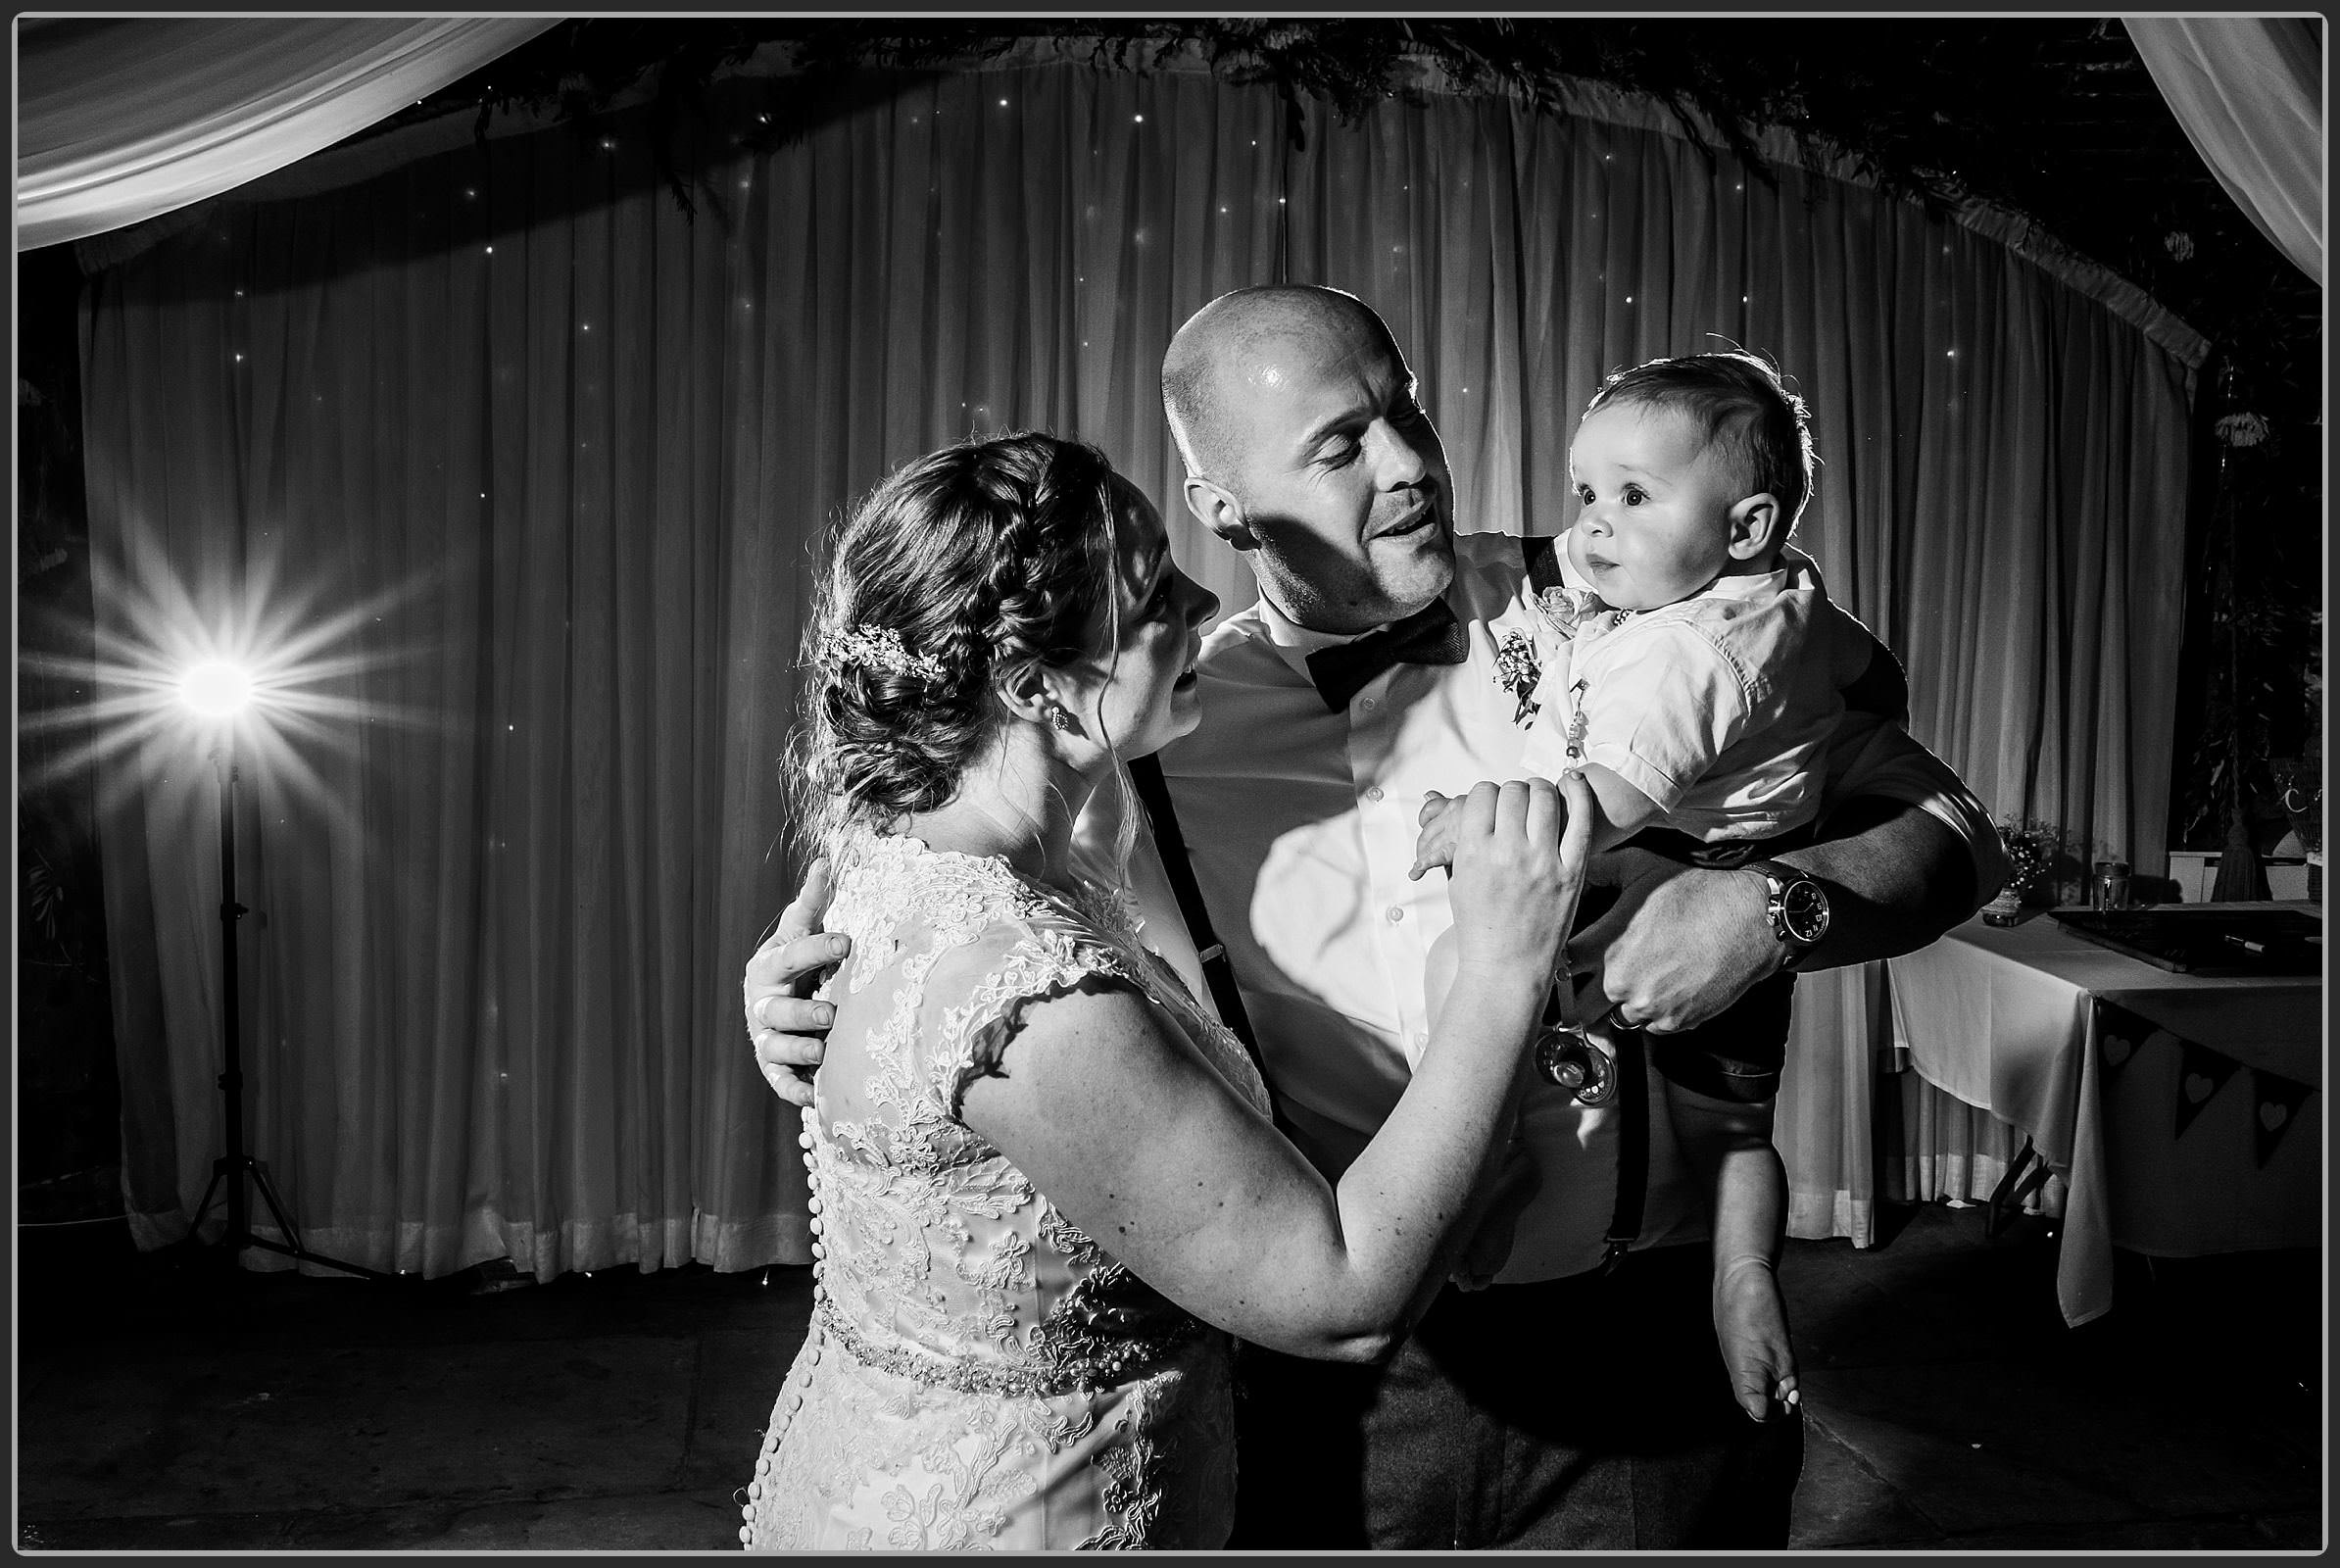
[1992,816,2102,907]
[2215,411,2268,448]
[1996,817,2059,896]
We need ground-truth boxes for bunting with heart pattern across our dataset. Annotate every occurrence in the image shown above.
[2094,1002,2169,1073]
[2250,1069,2315,1167]
[2171,1037,2242,1139]
[2092,998,2314,1171]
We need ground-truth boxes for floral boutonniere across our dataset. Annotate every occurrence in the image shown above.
[1493,628,1541,727]
[1534,586,1584,639]
[1536,584,1620,640]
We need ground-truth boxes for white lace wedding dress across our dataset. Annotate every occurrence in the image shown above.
[739,827,1271,1551]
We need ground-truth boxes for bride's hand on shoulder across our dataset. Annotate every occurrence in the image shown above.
[1444,774,1591,987]
[744,858,852,1108]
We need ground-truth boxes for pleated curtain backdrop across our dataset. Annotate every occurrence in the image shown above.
[78,47,2202,1279]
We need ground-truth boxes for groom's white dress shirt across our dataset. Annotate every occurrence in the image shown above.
[1080,528,2003,1286]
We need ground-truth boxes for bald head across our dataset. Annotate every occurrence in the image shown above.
[1157,284,1454,633]
[1162,285,1397,484]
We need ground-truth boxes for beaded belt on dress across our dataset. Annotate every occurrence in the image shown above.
[814,1296,1201,1400]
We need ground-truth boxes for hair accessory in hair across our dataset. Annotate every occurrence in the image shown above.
[814,623,948,683]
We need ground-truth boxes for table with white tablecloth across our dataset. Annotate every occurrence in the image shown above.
[1877,905,2321,1327]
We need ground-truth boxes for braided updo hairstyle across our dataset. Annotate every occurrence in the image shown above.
[785,431,1133,862]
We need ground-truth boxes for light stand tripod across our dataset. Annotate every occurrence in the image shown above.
[187,737,392,1283]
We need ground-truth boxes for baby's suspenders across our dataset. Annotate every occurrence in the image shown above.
[1521,534,1648,1273]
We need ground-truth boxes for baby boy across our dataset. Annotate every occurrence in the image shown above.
[1417,350,1857,1419]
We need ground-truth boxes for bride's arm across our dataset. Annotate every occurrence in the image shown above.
[959,778,1582,1363]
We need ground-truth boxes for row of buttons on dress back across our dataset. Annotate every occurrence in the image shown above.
[737,1115,827,1546]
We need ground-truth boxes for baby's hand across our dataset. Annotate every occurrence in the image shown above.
[1409,791,1465,881]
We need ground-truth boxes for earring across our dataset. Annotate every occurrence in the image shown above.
[1048,707,1078,734]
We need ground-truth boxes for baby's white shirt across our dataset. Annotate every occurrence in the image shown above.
[1519,535,1849,843]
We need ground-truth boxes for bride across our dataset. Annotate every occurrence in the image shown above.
[740,431,1588,1550]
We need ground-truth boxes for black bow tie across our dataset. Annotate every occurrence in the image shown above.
[1304,598,1469,712]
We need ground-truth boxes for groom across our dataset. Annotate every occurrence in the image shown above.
[750,285,2005,1548]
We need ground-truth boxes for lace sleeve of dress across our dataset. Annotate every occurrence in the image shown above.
[932,920,1145,1123]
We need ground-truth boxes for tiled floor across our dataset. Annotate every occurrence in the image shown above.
[16,1202,2322,1551]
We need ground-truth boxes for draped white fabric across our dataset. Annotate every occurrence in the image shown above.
[2122,15,2325,286]
[77,49,2202,1278]
[1780,961,2067,1250]
[15,17,559,252]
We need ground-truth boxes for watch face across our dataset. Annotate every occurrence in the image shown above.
[1780,879,1830,946]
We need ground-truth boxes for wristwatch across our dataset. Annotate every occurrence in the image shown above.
[1741,859,1830,969]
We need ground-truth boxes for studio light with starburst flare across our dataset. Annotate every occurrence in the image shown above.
[19,530,415,1284]
[19,529,431,833]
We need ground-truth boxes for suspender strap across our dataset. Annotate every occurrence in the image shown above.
[1600,1020,1649,1272]
[1522,533,1566,594]
[1841,628,1911,723]
[1523,532,1648,1271]
[1125,755,1283,1122]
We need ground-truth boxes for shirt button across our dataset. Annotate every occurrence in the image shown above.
[1416,1030,1431,1048]
[1387,906,1405,924]
[1360,697,1379,711]
[1365,786,1385,803]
